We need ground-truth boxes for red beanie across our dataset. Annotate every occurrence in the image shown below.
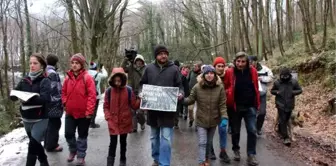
[70,53,86,66]
[213,57,226,67]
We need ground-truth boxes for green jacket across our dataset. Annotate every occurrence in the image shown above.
[184,74,227,128]
[121,55,146,94]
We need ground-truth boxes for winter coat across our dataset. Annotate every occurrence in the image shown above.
[181,74,190,97]
[187,70,201,91]
[139,61,184,128]
[13,73,51,119]
[62,69,97,119]
[88,67,108,99]
[184,74,227,128]
[104,68,140,135]
[122,54,146,95]
[224,66,260,110]
[255,63,273,96]
[46,65,63,118]
[271,79,302,112]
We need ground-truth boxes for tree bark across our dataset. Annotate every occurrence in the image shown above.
[23,0,32,57]
[298,0,318,52]
[329,0,335,27]
[66,0,80,54]
[219,0,229,61]
[311,0,317,34]
[320,0,330,49]
[286,0,294,43]
[276,0,285,56]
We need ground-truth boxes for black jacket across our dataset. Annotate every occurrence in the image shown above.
[271,79,302,112]
[46,67,63,118]
[139,61,183,127]
[13,74,51,119]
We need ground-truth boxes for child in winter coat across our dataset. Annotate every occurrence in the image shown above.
[104,68,140,166]
[184,65,228,166]
[61,53,97,165]
[271,67,302,146]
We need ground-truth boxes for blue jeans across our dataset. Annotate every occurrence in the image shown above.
[231,107,257,155]
[150,126,174,166]
[197,126,216,163]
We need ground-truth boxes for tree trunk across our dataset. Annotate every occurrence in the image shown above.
[311,0,317,34]
[239,0,252,53]
[276,0,285,56]
[286,0,294,43]
[298,0,318,52]
[252,0,258,54]
[15,0,26,75]
[329,0,335,27]
[23,0,32,57]
[219,0,229,61]
[66,0,80,54]
[265,0,273,54]
[320,0,330,49]
[258,0,264,60]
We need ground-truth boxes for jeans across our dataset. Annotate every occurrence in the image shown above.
[150,126,173,166]
[256,95,267,131]
[277,108,292,139]
[23,119,49,163]
[64,115,91,158]
[108,134,128,161]
[197,126,216,164]
[44,118,62,150]
[231,107,257,155]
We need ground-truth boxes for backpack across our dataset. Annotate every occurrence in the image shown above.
[106,86,132,105]
[46,71,63,118]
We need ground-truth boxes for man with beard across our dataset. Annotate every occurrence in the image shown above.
[224,52,260,166]
[186,61,203,127]
[139,45,184,166]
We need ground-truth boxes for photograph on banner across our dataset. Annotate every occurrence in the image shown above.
[140,84,179,112]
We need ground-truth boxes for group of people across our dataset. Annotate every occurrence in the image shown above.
[11,44,302,166]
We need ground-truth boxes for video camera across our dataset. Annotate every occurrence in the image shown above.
[125,48,137,62]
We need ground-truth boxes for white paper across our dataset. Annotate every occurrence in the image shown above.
[10,90,39,102]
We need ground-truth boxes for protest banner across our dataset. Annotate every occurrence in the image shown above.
[140,84,179,112]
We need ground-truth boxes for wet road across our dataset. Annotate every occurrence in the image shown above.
[11,104,307,166]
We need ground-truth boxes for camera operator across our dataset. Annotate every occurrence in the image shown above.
[122,49,146,132]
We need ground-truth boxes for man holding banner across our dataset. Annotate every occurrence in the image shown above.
[139,45,184,166]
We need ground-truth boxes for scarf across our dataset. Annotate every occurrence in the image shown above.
[28,69,44,81]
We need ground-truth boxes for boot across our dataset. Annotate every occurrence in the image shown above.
[38,155,49,166]
[247,154,259,166]
[209,148,216,160]
[140,124,145,130]
[107,156,115,166]
[284,138,291,146]
[189,120,194,127]
[76,158,85,166]
[219,150,231,163]
[152,160,159,166]
[119,159,126,166]
[233,150,241,161]
[26,154,37,166]
[40,160,50,166]
[90,123,101,128]
[67,152,76,162]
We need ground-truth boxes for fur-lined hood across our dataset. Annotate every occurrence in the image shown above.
[108,68,127,87]
[196,73,222,87]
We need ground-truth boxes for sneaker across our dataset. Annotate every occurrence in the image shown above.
[67,152,76,162]
[120,159,126,166]
[189,120,194,127]
[257,130,262,136]
[140,124,145,130]
[46,145,63,152]
[247,154,259,166]
[76,158,85,166]
[233,151,240,161]
[284,138,291,146]
[219,150,231,163]
[209,153,216,160]
[90,123,100,128]
[152,160,159,166]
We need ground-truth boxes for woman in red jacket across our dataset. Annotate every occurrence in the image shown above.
[104,68,140,166]
[61,53,96,165]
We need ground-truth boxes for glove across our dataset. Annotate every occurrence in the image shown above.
[220,118,228,128]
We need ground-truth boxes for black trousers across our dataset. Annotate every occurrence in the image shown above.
[44,118,62,150]
[277,109,292,139]
[108,134,128,161]
[91,99,100,124]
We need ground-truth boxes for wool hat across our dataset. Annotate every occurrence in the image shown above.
[90,62,97,70]
[70,53,86,66]
[154,45,169,58]
[235,51,248,60]
[213,57,226,67]
[202,65,216,74]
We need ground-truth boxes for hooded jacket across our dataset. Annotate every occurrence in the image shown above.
[139,60,184,128]
[88,66,108,99]
[271,68,302,112]
[104,68,140,135]
[185,73,227,128]
[61,69,97,119]
[122,54,146,95]
[255,63,273,96]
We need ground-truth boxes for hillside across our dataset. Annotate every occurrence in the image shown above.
[262,27,336,165]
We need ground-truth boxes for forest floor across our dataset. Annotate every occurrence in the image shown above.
[262,27,336,165]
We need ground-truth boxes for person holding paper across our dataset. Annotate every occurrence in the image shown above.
[249,55,274,136]
[61,53,97,165]
[224,52,260,166]
[11,53,51,166]
[184,65,228,166]
[139,45,184,166]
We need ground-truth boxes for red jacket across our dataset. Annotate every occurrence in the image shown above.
[61,70,97,119]
[103,68,140,135]
[223,66,260,110]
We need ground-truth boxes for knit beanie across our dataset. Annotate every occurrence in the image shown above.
[90,62,97,70]
[202,65,216,74]
[213,57,226,67]
[70,53,86,67]
[154,45,169,58]
[235,51,248,60]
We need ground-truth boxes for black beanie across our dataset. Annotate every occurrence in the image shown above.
[154,45,169,58]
